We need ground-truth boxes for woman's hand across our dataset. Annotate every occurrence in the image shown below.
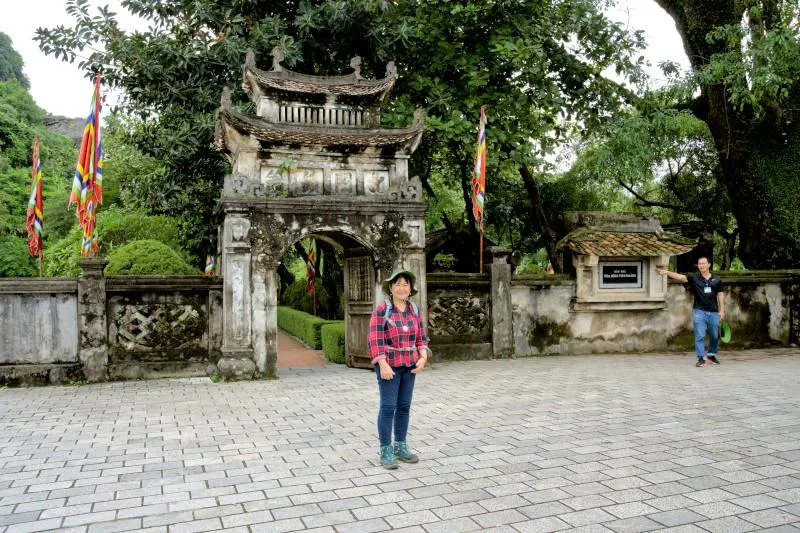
[411,350,428,374]
[378,359,395,380]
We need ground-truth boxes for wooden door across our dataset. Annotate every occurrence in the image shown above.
[344,254,376,368]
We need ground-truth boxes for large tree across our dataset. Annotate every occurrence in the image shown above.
[0,32,30,88]
[654,0,800,268]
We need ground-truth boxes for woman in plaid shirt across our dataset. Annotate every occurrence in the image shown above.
[368,269,431,469]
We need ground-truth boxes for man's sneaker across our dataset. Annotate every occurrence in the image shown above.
[394,441,419,463]
[695,359,706,367]
[380,445,398,469]
[708,355,720,365]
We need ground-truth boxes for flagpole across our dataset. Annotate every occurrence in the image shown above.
[479,231,484,274]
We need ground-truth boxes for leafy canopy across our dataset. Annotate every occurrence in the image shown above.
[35,0,647,265]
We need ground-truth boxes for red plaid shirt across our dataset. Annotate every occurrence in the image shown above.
[368,300,429,366]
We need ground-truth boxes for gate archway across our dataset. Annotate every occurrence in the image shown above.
[213,49,426,379]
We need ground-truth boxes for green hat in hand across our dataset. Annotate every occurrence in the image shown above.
[719,320,732,344]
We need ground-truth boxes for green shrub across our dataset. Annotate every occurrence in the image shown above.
[321,322,345,364]
[44,207,191,277]
[105,240,200,275]
[277,306,334,349]
[0,235,36,277]
[279,276,329,315]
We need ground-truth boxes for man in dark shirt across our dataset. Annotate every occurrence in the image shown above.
[658,257,726,367]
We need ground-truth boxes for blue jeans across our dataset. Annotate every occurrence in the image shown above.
[692,309,720,359]
[375,365,416,447]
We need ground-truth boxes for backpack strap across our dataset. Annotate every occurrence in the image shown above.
[382,298,393,328]
[382,299,420,329]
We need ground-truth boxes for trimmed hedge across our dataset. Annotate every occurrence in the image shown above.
[277,306,335,349]
[321,323,345,364]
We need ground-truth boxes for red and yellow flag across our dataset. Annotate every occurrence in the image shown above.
[69,75,103,256]
[26,135,43,258]
[471,106,487,230]
[305,239,316,296]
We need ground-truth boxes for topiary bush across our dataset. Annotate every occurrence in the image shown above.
[105,239,200,276]
[321,322,345,364]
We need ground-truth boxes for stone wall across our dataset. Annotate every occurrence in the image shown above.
[106,277,223,380]
[511,271,799,356]
[0,279,78,364]
[0,272,222,385]
[1,267,796,384]
[427,273,492,360]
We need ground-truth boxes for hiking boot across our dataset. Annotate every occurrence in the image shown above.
[394,441,419,463]
[708,355,720,365]
[380,445,397,469]
[695,359,706,367]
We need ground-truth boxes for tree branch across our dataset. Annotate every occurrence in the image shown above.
[618,178,690,212]
[519,165,563,273]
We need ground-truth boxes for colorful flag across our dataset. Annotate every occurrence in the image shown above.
[26,135,43,258]
[69,75,103,256]
[305,239,316,296]
[471,105,487,229]
[204,255,216,276]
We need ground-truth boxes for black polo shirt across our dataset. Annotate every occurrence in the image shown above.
[687,274,724,312]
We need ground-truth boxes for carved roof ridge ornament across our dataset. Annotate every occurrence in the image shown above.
[242,48,398,100]
[217,93,424,151]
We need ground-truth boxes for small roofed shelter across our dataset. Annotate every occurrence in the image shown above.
[557,212,696,311]
[214,48,425,379]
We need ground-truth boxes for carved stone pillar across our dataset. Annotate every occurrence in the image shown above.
[403,249,427,325]
[219,212,255,379]
[489,247,514,359]
[77,258,109,382]
[247,214,287,379]
[250,256,279,378]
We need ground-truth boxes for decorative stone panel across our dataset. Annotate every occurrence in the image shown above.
[111,303,204,350]
[428,294,489,337]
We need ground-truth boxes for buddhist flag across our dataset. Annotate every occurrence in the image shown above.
[471,105,487,229]
[26,135,43,258]
[204,255,216,277]
[69,74,103,256]
[305,239,316,296]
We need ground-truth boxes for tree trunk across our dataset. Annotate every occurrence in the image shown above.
[654,0,800,268]
[519,165,563,273]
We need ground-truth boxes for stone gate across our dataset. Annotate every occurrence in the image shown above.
[214,49,426,379]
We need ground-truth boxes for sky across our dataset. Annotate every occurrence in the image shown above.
[1,0,691,119]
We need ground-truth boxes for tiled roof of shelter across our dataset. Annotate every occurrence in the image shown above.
[216,88,424,150]
[243,48,397,100]
[559,227,696,257]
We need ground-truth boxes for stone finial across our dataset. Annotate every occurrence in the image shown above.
[350,56,362,80]
[245,48,256,70]
[271,46,285,71]
[489,247,511,264]
[220,86,232,110]
[386,61,398,79]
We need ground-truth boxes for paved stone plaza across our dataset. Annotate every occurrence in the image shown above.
[1,348,799,533]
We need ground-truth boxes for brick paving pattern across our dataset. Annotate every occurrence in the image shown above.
[1,348,798,532]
